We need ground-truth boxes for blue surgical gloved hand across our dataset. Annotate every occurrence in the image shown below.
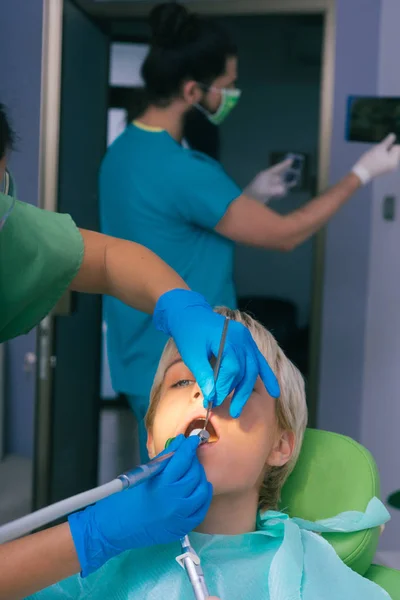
[68,435,212,577]
[153,289,280,417]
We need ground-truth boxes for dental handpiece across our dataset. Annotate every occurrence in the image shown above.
[0,431,207,544]
[0,453,169,543]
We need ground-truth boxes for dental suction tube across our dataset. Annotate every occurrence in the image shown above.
[180,535,210,600]
[0,479,123,544]
[0,451,174,544]
[0,430,209,544]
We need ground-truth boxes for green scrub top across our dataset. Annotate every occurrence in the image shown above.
[0,193,84,343]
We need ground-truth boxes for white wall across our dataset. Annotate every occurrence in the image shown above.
[219,15,322,327]
[317,0,381,441]
[1,0,45,458]
[317,0,400,561]
[362,0,400,559]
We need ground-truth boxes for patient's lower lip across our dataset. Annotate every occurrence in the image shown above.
[198,441,217,450]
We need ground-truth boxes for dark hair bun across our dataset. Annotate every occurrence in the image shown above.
[150,2,199,49]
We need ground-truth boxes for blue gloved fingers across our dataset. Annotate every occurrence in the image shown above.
[256,348,280,399]
[153,288,279,410]
[70,433,210,576]
[161,434,200,484]
[171,459,204,499]
[210,346,243,408]
[176,480,213,524]
[229,354,259,418]
[186,482,213,522]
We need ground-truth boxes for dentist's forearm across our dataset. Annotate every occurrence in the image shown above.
[216,173,361,251]
[278,172,361,250]
[70,229,189,312]
[0,523,80,600]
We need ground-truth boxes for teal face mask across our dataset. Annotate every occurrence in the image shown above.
[195,86,242,126]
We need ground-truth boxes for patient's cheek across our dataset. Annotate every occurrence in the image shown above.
[151,408,182,454]
[151,430,169,456]
[148,420,168,455]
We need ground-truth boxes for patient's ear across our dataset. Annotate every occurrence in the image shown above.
[146,431,156,459]
[267,431,295,467]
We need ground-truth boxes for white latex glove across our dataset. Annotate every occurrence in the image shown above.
[352,133,400,185]
[244,158,295,204]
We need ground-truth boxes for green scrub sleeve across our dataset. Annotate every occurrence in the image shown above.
[0,193,84,343]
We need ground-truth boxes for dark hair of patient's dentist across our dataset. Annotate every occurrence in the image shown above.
[141,2,237,107]
[0,104,15,161]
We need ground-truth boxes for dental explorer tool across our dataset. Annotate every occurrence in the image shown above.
[200,317,229,440]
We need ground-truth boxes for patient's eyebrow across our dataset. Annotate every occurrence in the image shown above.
[163,358,184,377]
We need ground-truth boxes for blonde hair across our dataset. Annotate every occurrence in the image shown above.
[146,307,308,511]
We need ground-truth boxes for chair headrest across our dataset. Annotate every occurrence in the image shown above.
[280,429,380,575]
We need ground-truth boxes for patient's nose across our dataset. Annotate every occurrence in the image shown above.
[191,384,203,403]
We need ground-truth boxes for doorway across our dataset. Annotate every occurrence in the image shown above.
[96,9,328,482]
[100,11,324,398]
[220,14,322,386]
[29,0,334,508]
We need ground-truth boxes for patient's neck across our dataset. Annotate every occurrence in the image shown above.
[196,489,259,535]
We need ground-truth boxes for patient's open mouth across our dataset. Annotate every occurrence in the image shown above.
[184,418,219,443]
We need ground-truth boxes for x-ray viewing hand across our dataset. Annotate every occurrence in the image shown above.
[352,133,400,185]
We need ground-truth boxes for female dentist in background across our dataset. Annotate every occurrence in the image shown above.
[100,1,400,461]
[0,103,261,600]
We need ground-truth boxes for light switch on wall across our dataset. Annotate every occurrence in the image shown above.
[383,195,396,221]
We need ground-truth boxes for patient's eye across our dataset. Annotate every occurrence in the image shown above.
[172,379,194,388]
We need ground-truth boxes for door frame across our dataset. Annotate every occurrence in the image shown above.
[37,2,335,498]
[34,0,63,509]
[76,0,335,424]
[35,0,109,508]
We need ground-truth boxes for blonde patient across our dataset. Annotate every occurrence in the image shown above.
[146,307,308,537]
[30,308,390,599]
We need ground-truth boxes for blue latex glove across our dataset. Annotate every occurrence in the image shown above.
[153,289,280,418]
[68,435,212,577]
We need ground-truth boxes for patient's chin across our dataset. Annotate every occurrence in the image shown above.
[201,450,263,498]
[202,461,242,495]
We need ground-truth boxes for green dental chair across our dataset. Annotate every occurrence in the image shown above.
[280,429,400,599]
